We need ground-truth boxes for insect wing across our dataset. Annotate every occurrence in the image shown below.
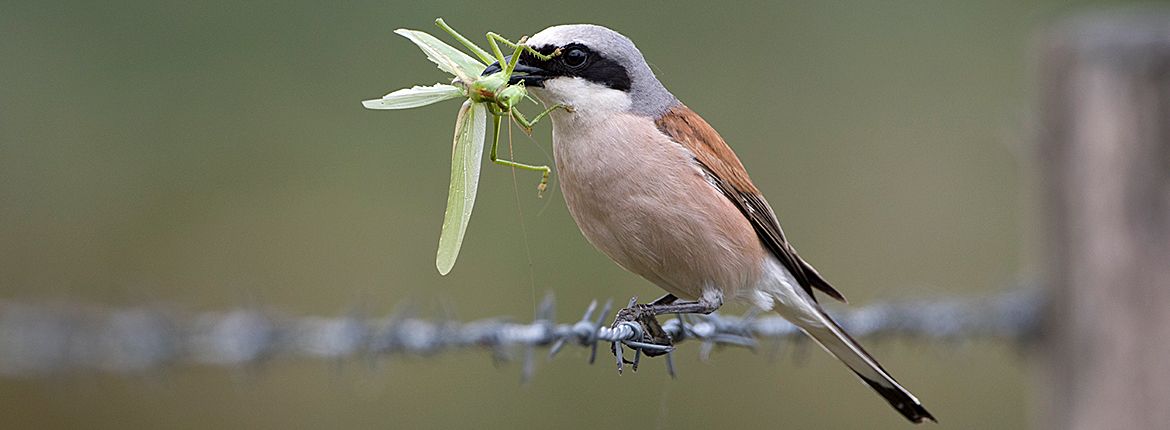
[395,29,485,83]
[362,83,464,110]
[435,100,487,275]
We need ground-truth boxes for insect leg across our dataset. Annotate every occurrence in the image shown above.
[433,18,493,65]
[488,114,551,194]
[485,32,510,67]
[488,33,561,62]
[510,104,572,134]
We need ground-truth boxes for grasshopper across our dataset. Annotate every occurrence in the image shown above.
[434,18,571,194]
[362,19,570,275]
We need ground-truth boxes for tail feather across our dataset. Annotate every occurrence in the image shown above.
[797,307,936,423]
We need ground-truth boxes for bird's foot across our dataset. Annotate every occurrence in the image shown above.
[609,299,675,365]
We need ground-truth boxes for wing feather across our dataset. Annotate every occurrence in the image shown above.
[656,105,846,303]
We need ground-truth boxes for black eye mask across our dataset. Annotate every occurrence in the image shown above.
[518,43,632,91]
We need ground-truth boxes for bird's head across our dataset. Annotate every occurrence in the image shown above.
[482,24,677,118]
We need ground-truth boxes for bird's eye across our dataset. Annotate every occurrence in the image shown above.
[562,48,588,68]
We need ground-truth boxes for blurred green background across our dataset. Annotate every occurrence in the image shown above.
[0,0,1126,428]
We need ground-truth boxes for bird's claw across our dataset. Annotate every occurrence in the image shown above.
[609,302,675,367]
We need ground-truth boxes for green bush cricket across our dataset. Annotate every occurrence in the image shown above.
[362,19,570,275]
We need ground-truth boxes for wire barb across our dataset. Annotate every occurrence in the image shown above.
[0,288,1041,379]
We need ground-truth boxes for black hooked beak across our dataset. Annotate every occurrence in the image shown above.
[482,55,549,87]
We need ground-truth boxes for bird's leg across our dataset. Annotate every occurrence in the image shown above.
[634,294,679,355]
[649,293,679,306]
[611,293,723,360]
[634,294,723,316]
[631,293,678,350]
[616,293,722,323]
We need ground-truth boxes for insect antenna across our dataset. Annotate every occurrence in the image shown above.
[504,119,540,315]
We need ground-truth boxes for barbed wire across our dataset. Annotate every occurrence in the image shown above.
[0,287,1042,380]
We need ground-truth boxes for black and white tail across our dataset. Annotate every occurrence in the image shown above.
[763,261,935,423]
[798,306,935,423]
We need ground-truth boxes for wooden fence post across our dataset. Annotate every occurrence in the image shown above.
[1039,10,1170,430]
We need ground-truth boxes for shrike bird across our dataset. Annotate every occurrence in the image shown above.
[482,24,935,423]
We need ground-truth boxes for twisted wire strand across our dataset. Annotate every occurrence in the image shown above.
[0,288,1041,378]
